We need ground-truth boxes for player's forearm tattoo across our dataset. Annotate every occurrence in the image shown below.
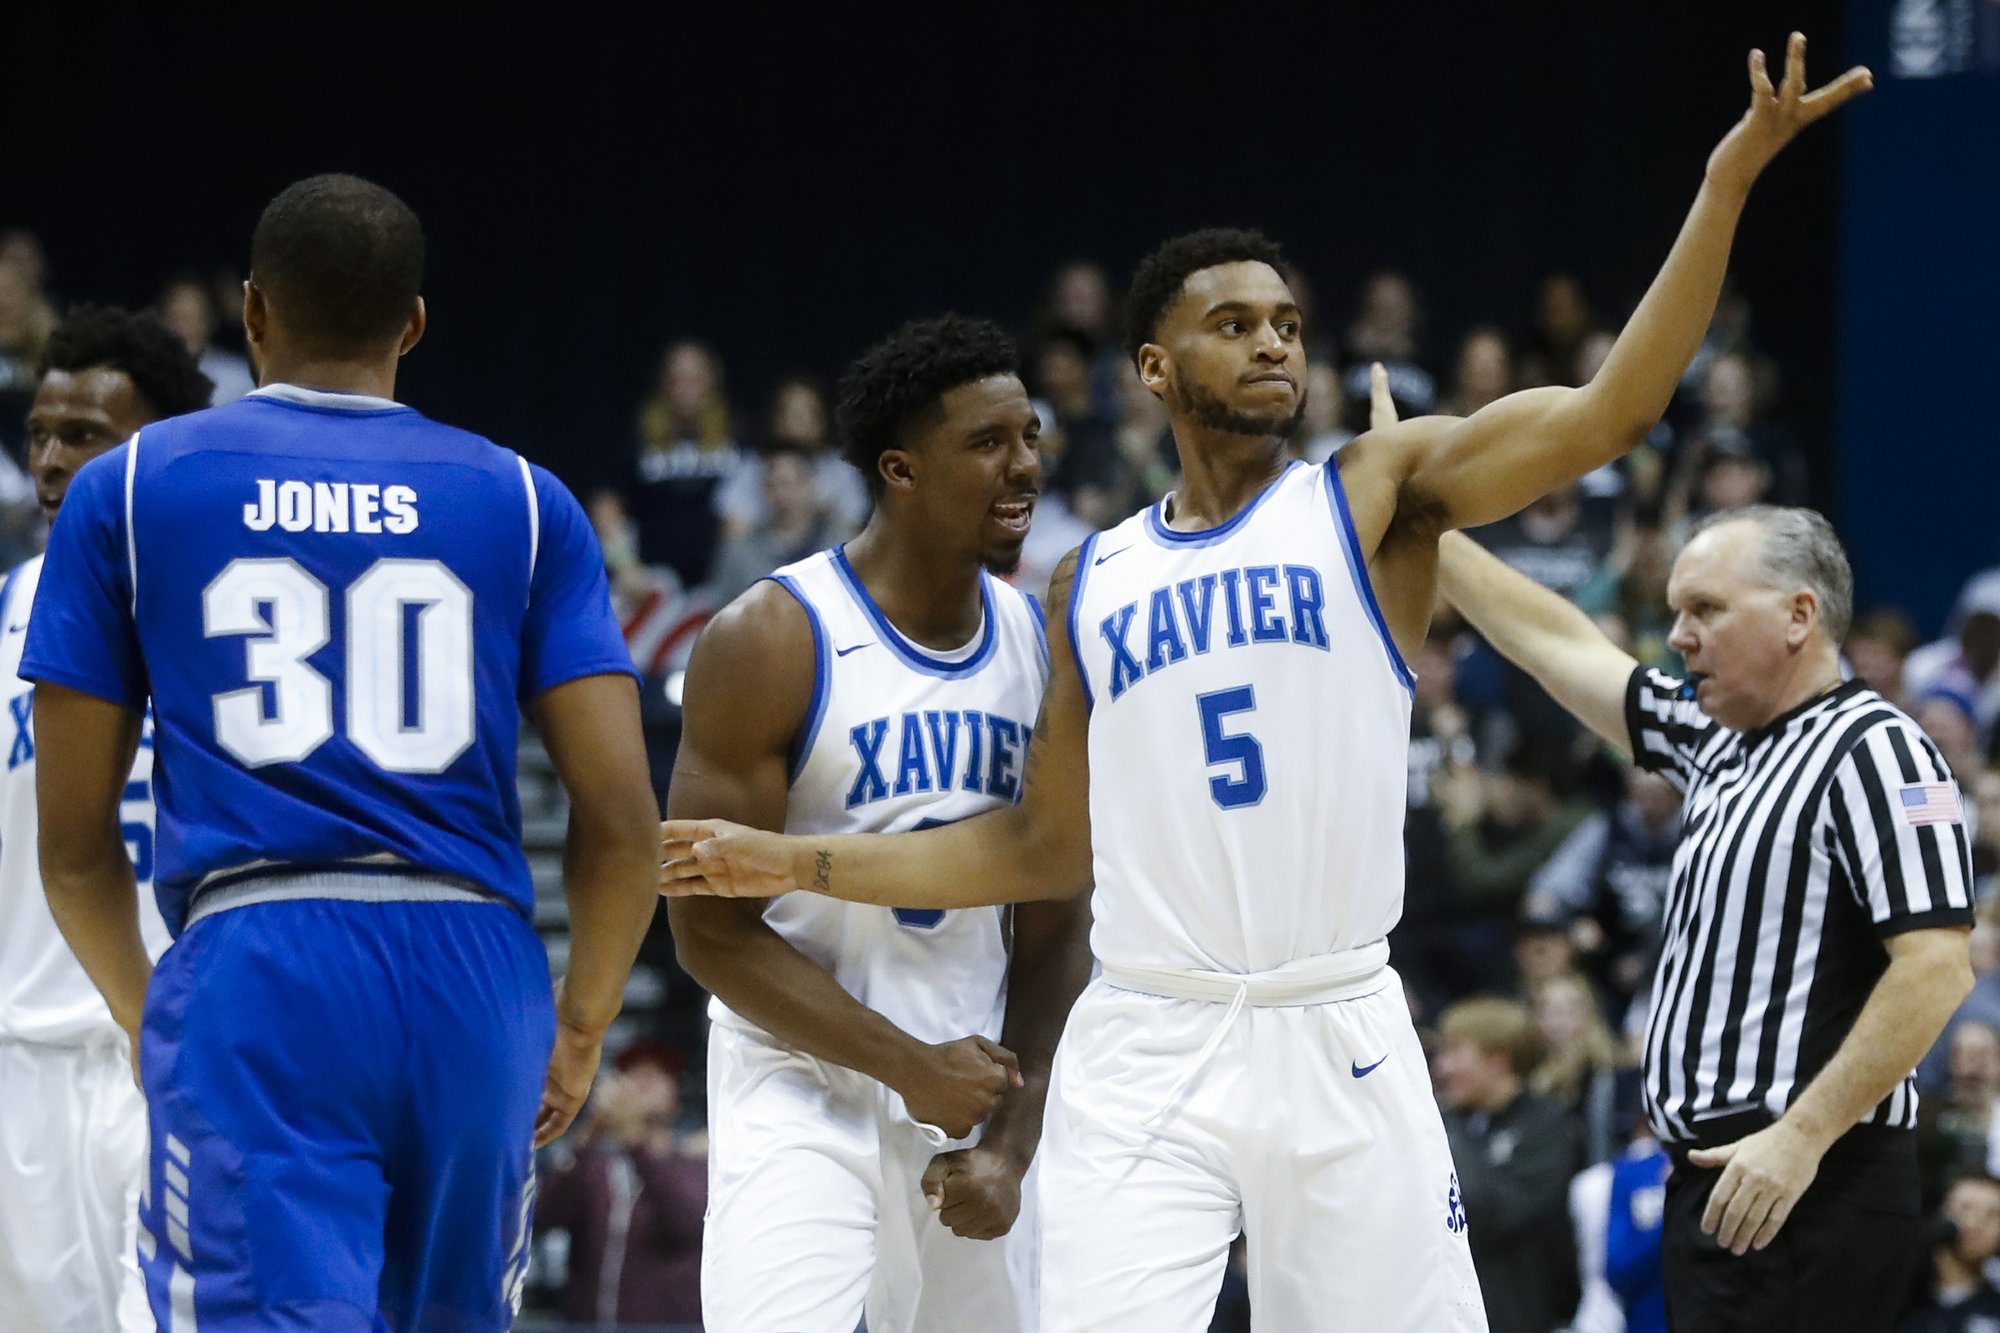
[813,848,833,893]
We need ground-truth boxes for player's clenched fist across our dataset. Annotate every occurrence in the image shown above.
[922,1146,1028,1241]
[892,1035,1023,1140]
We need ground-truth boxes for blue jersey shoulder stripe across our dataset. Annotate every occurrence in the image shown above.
[1320,460,1416,693]
[1066,533,1100,712]
[768,574,832,783]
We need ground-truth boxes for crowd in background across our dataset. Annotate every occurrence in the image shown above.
[7,224,1999,1332]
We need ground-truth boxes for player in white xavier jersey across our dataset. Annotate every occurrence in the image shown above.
[0,307,211,1332]
[666,316,1089,1333]
[664,41,1866,1330]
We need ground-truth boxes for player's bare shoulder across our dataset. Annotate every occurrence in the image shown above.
[682,578,819,753]
[1333,417,1456,561]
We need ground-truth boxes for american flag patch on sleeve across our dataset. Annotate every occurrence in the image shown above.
[1899,783,1963,826]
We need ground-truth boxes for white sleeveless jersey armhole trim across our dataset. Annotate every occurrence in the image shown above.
[766,573,832,784]
[124,430,142,613]
[515,455,540,595]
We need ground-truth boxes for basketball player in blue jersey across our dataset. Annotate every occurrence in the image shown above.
[24,174,662,1331]
[0,307,211,1333]
[668,315,1089,1332]
[665,36,1868,1332]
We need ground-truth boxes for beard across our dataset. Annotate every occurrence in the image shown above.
[1174,376,1307,439]
[980,544,1025,577]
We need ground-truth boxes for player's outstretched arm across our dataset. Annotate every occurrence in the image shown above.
[35,684,150,1053]
[1436,532,1636,754]
[531,670,663,1146]
[665,583,1019,1139]
[1360,34,1870,535]
[661,550,1095,910]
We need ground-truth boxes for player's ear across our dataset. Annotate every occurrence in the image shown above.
[878,448,917,495]
[397,297,426,358]
[1136,344,1169,396]
[242,280,268,350]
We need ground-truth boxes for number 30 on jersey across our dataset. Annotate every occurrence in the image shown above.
[203,556,474,774]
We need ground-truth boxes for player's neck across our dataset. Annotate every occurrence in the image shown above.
[1163,428,1291,531]
[843,524,984,651]
[256,356,400,402]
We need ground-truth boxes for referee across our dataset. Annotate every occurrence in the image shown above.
[1438,508,1975,1333]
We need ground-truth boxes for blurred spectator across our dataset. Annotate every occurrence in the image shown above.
[1439,326,1514,417]
[1437,997,1582,1333]
[1393,630,1482,1012]
[1529,972,1636,1167]
[1339,269,1436,422]
[1566,1128,1670,1333]
[1518,272,1593,389]
[1848,608,1923,712]
[1292,360,1352,464]
[1034,326,1121,499]
[715,373,868,538]
[1899,1174,2000,1331]
[535,1044,706,1328]
[706,444,843,604]
[1438,741,1592,991]
[1666,351,1806,521]
[1475,483,1613,603]
[1037,258,1126,417]
[157,273,257,403]
[1915,1021,2000,1207]
[1574,518,1677,672]
[1974,771,2000,899]
[1529,767,1680,1017]
[597,340,748,591]
[0,260,51,458]
[1907,611,2000,748]
[1514,910,1584,1005]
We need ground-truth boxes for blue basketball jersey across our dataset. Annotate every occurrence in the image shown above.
[20,384,636,934]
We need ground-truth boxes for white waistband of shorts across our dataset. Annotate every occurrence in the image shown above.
[185,871,502,927]
[1100,939,1392,1007]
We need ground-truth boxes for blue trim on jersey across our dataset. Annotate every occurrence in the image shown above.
[0,566,19,633]
[1067,533,1100,712]
[1142,461,1301,550]
[1023,592,1050,670]
[1320,460,1417,693]
[769,575,832,783]
[829,546,999,679]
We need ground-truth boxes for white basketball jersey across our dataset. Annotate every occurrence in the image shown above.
[0,556,170,1045]
[708,547,1050,1047]
[1069,459,1414,974]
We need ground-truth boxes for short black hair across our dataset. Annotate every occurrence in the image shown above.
[835,315,1019,497]
[250,173,424,353]
[1125,227,1290,365]
[40,305,213,419]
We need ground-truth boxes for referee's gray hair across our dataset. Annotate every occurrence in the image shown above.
[1688,505,1854,643]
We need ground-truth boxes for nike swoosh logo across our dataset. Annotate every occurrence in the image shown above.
[4,623,24,635]
[1093,545,1131,567]
[1352,1055,1389,1078]
[834,642,871,657]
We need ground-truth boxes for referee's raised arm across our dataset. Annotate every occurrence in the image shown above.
[1439,508,1974,1333]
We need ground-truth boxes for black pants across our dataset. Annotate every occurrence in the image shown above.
[1663,1126,1921,1333]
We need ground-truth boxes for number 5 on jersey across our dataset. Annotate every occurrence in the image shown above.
[204,556,474,774]
[1197,685,1266,810]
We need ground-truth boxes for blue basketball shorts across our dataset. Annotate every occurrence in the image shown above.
[136,898,556,1331]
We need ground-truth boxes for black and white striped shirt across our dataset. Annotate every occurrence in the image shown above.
[1627,668,1976,1145]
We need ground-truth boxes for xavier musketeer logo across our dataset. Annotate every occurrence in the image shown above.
[1351,1053,1389,1078]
